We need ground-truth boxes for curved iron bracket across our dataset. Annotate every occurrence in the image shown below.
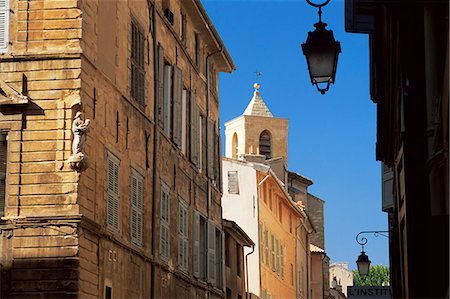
[356,230,389,251]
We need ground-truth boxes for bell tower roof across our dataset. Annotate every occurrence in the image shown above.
[243,83,273,117]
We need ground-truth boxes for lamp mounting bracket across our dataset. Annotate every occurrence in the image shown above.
[306,0,331,23]
[356,230,389,251]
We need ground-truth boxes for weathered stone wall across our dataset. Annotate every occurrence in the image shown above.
[306,193,325,250]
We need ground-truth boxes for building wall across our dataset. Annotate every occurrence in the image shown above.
[0,0,232,298]
[329,262,353,297]
[306,194,325,249]
[224,233,246,299]
[310,252,324,299]
[258,171,304,299]
[222,158,260,297]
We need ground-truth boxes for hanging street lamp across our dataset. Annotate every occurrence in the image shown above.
[301,0,341,94]
[355,231,389,277]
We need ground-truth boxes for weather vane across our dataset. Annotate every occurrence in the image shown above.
[255,70,262,83]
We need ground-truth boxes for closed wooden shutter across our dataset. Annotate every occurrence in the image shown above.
[265,229,269,265]
[207,118,214,178]
[160,182,170,260]
[207,221,216,285]
[271,233,275,271]
[227,171,239,194]
[190,92,199,166]
[0,0,9,53]
[157,44,165,126]
[172,66,183,146]
[193,211,200,277]
[281,245,285,279]
[163,65,172,136]
[178,199,188,272]
[107,153,120,231]
[276,238,280,274]
[131,170,143,245]
[181,90,187,155]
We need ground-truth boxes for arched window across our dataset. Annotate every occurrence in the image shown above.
[259,130,272,159]
[232,133,238,159]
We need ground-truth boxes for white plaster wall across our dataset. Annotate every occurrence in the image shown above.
[222,159,260,297]
[224,116,246,159]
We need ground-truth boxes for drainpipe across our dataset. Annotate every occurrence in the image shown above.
[149,0,158,298]
[245,244,255,299]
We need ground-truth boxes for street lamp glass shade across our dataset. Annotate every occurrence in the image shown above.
[301,22,341,94]
[356,251,371,277]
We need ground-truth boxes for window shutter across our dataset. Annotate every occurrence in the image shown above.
[160,183,170,260]
[0,0,9,53]
[163,65,172,136]
[259,223,263,262]
[207,221,216,285]
[157,45,165,126]
[172,66,183,146]
[178,200,189,272]
[131,170,143,245]
[265,229,269,265]
[271,233,275,271]
[193,212,200,277]
[0,133,7,217]
[181,89,187,155]
[345,0,374,34]
[276,238,280,275]
[107,153,120,231]
[281,245,285,279]
[190,93,199,166]
[207,118,214,178]
[227,171,239,194]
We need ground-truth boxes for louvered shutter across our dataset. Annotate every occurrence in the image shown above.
[160,183,170,260]
[181,90,187,155]
[276,238,280,274]
[207,118,214,178]
[163,65,172,136]
[265,229,269,265]
[0,133,7,217]
[0,0,9,53]
[207,221,216,285]
[227,171,239,194]
[190,92,199,165]
[281,245,285,279]
[172,66,183,146]
[178,200,189,271]
[107,153,120,231]
[131,170,143,245]
[221,230,225,291]
[157,45,165,126]
[271,233,275,271]
[193,212,200,277]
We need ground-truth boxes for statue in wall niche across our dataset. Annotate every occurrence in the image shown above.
[67,111,90,172]
[71,111,90,155]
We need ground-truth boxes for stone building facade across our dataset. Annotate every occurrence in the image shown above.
[0,0,234,298]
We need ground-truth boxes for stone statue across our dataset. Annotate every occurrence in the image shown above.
[71,111,90,155]
[67,111,90,172]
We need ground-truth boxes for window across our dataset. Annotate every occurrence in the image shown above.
[225,232,231,267]
[269,189,273,210]
[289,213,293,234]
[227,171,239,194]
[194,33,200,68]
[259,223,263,262]
[0,132,7,217]
[172,66,183,147]
[0,0,9,53]
[105,285,112,299]
[193,212,206,279]
[180,12,186,42]
[215,228,224,289]
[130,169,143,245]
[278,202,283,222]
[160,181,170,261]
[106,152,120,231]
[232,133,238,159]
[290,263,294,285]
[189,92,200,167]
[207,221,216,285]
[226,288,231,299]
[259,130,272,159]
[178,199,188,272]
[131,18,145,105]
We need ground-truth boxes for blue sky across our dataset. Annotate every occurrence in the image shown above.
[203,0,390,269]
